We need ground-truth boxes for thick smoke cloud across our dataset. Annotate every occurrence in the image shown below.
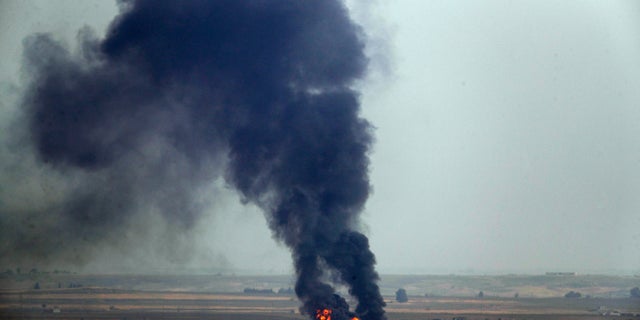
[5,1,385,319]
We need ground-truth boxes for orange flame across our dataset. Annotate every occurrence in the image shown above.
[316,309,332,320]
[351,317,359,320]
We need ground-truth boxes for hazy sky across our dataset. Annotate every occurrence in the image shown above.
[1,0,639,275]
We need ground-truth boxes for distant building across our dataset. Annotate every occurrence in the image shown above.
[545,272,576,276]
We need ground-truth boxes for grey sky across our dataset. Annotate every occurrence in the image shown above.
[1,0,639,275]
[362,0,640,274]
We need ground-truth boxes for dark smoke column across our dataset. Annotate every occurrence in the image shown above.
[23,1,385,319]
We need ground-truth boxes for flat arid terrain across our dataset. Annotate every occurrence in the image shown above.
[1,273,639,320]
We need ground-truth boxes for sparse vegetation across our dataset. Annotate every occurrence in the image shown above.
[277,287,294,295]
[396,288,408,302]
[244,288,274,294]
[379,274,636,298]
[564,291,581,298]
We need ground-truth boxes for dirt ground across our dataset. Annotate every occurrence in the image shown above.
[1,274,638,320]
[1,288,638,320]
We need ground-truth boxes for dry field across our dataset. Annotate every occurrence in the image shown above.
[1,274,638,320]
[0,288,301,319]
[2,288,639,320]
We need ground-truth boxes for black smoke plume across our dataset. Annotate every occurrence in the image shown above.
[9,1,386,319]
